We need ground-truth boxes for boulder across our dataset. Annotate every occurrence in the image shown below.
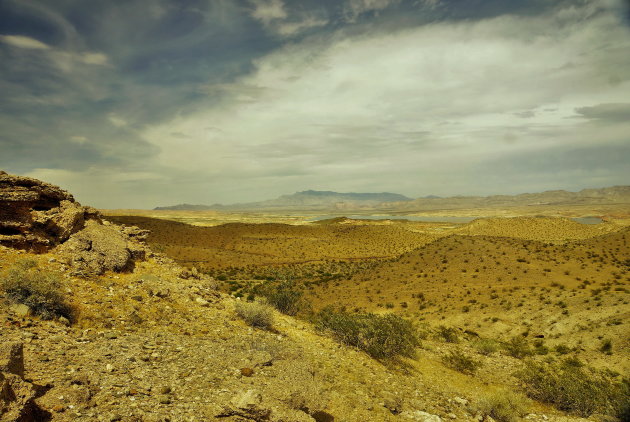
[400,410,443,422]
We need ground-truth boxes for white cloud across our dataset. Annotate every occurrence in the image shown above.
[277,16,328,36]
[343,0,400,22]
[249,0,287,25]
[0,35,50,49]
[139,1,630,200]
[69,135,88,144]
[108,114,128,128]
[80,52,109,66]
[249,0,327,37]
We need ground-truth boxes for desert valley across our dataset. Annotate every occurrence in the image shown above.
[1,171,629,422]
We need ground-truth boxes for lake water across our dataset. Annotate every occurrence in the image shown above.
[308,215,604,224]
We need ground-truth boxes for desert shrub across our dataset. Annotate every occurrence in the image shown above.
[442,349,480,374]
[235,300,274,330]
[516,359,629,418]
[478,390,528,422]
[436,325,459,343]
[503,336,532,359]
[258,281,305,316]
[474,338,500,356]
[315,307,419,359]
[554,344,571,355]
[1,261,73,321]
[600,339,613,355]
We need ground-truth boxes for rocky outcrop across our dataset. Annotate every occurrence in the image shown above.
[56,220,148,275]
[0,171,98,252]
[0,170,149,275]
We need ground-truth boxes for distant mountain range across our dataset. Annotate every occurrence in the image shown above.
[386,186,630,211]
[154,186,630,212]
[154,190,412,211]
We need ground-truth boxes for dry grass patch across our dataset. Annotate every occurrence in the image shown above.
[477,389,529,422]
[235,300,274,330]
[516,358,629,418]
[1,259,74,321]
[442,349,481,375]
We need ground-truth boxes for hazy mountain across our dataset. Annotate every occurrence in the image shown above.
[154,186,630,212]
[385,186,630,211]
[154,190,412,211]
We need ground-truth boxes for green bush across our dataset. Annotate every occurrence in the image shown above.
[259,281,305,316]
[442,349,480,375]
[436,325,459,343]
[516,359,629,418]
[600,339,613,355]
[478,390,528,422]
[315,307,419,359]
[503,336,532,359]
[235,300,274,330]
[474,338,500,356]
[2,261,73,321]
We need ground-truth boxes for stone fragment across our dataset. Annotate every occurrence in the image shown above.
[400,410,443,422]
[9,304,32,318]
[240,367,254,377]
[233,389,262,410]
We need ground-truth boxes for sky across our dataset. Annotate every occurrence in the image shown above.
[1,0,629,209]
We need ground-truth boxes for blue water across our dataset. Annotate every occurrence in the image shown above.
[308,215,604,224]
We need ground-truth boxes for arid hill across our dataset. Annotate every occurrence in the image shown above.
[309,226,630,374]
[104,215,440,270]
[1,172,628,422]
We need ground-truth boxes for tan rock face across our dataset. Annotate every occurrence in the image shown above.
[57,220,143,275]
[0,170,149,275]
[0,170,98,251]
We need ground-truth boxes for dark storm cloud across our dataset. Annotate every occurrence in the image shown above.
[575,103,630,122]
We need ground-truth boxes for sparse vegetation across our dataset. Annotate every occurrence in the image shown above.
[600,338,613,354]
[235,300,274,329]
[1,259,73,321]
[503,336,532,359]
[257,280,306,316]
[436,325,459,343]
[477,390,528,422]
[442,349,480,374]
[315,307,419,359]
[516,359,630,418]
[474,338,500,355]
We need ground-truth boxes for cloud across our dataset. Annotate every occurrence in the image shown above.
[2,0,629,207]
[137,0,630,203]
[343,0,400,22]
[248,0,328,37]
[249,0,287,25]
[276,16,328,36]
[0,34,50,49]
[575,103,630,122]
